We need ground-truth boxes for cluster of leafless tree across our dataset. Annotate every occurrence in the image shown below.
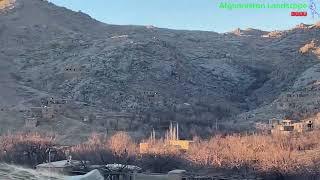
[1,131,320,176]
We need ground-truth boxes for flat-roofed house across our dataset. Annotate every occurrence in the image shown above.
[270,119,314,135]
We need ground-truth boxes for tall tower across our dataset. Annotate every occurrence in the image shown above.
[165,121,179,141]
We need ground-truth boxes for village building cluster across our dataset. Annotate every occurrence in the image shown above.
[24,96,141,133]
[269,119,314,135]
[256,117,316,135]
[24,97,68,128]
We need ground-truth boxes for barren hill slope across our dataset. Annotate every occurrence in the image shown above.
[1,0,320,142]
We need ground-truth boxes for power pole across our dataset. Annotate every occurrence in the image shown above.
[176,122,179,140]
[215,119,218,131]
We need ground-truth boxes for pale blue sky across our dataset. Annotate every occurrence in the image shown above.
[48,0,319,33]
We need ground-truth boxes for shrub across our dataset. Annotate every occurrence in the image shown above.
[0,133,65,167]
[3,130,320,176]
[185,131,320,175]
[107,131,137,156]
[71,132,137,165]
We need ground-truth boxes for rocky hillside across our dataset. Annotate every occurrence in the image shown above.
[1,0,320,143]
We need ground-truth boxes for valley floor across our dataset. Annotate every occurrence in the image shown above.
[1,131,320,179]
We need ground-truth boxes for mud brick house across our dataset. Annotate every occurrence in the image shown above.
[270,119,313,135]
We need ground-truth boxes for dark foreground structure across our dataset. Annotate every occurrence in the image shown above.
[35,160,242,180]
